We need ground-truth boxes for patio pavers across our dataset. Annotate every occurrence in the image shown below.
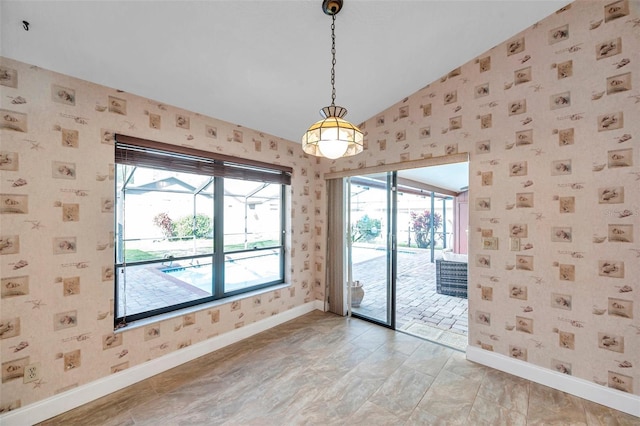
[118,264,211,317]
[351,249,468,337]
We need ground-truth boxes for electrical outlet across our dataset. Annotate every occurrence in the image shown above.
[23,363,41,384]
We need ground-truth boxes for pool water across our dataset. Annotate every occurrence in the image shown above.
[162,251,281,292]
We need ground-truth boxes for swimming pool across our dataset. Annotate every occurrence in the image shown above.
[162,250,281,292]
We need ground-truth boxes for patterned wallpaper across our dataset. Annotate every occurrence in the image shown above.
[320,0,639,397]
[0,56,318,411]
[1,0,639,416]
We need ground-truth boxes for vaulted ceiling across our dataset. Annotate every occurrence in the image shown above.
[2,0,570,144]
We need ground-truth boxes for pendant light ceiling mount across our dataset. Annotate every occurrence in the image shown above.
[322,0,343,15]
[302,0,364,160]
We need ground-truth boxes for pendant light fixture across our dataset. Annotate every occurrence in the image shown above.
[302,0,364,159]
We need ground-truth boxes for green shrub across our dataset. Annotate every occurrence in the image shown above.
[174,214,212,239]
[352,214,381,243]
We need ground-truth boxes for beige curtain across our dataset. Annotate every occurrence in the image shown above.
[325,178,346,315]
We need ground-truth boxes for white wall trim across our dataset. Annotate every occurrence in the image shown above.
[1,302,321,426]
[466,346,640,418]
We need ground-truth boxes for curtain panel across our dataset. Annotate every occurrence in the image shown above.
[325,178,346,315]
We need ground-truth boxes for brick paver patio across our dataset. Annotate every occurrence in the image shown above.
[118,264,212,317]
[351,247,468,337]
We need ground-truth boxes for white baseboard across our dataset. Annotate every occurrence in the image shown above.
[1,301,321,426]
[466,346,640,418]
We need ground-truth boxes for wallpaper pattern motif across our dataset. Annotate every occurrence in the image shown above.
[0,57,317,411]
[321,0,639,397]
[1,0,639,415]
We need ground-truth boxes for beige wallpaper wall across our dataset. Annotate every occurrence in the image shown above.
[0,56,318,411]
[321,0,639,398]
[1,0,639,416]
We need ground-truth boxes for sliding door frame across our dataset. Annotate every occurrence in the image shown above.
[324,153,469,328]
[388,172,398,329]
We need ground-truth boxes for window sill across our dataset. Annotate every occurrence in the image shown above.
[114,282,291,333]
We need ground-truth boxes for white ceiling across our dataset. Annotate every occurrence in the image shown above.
[362,162,470,195]
[1,1,570,193]
[399,162,469,193]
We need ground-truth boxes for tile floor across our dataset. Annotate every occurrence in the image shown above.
[39,311,638,425]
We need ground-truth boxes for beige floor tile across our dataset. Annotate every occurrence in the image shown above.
[368,365,435,419]
[409,404,472,425]
[39,404,135,426]
[527,382,587,425]
[36,312,637,425]
[402,341,455,377]
[417,369,482,417]
[442,350,487,379]
[286,399,351,426]
[308,341,372,381]
[477,368,529,415]
[314,373,387,419]
[352,346,409,380]
[350,324,398,352]
[347,401,403,425]
[404,408,443,426]
[468,395,527,426]
[616,411,640,426]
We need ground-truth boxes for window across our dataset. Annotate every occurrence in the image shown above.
[114,135,291,325]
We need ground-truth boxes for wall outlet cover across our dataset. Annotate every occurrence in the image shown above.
[24,363,41,384]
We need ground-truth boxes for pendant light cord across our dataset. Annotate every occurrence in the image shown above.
[330,13,336,107]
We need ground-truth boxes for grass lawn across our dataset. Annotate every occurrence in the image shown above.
[123,249,157,262]
[124,240,280,263]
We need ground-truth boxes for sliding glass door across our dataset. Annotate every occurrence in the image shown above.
[348,173,396,327]
[332,157,469,342]
[346,170,456,330]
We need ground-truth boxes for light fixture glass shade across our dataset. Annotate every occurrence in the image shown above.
[302,106,364,159]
